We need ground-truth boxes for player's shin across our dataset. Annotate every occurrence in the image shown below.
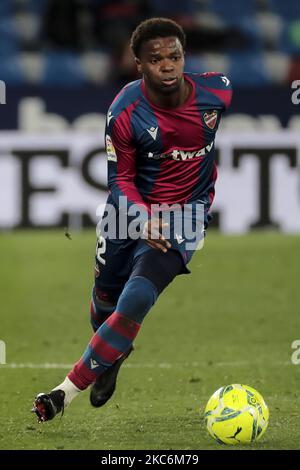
[68,276,158,390]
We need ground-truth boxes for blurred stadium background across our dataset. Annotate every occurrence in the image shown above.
[0,0,300,231]
[1,0,300,451]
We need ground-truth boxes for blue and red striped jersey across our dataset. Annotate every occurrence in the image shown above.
[106,72,232,216]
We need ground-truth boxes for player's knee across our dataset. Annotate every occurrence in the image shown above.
[90,296,115,325]
[130,278,156,313]
[93,286,118,310]
[117,276,158,324]
[90,287,116,330]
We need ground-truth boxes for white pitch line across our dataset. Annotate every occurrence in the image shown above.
[2,363,73,369]
[0,361,292,369]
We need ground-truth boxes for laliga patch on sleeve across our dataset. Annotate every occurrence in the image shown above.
[106,135,117,162]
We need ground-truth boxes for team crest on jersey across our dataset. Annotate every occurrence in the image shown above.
[203,110,218,130]
[106,135,117,162]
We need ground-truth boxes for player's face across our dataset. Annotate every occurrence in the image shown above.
[136,36,185,95]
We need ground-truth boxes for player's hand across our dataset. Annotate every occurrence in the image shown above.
[143,218,171,253]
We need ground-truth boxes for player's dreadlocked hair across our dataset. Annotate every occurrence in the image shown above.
[130,18,186,58]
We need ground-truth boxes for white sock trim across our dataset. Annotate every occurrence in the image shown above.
[52,376,81,407]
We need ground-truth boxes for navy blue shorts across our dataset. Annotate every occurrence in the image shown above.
[94,198,209,302]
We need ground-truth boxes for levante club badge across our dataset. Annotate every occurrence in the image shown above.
[203,110,218,129]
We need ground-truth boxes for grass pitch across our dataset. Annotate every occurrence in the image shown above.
[0,230,299,450]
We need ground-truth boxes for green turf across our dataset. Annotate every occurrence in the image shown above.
[0,230,300,450]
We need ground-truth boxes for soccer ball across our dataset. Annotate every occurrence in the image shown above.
[204,384,269,445]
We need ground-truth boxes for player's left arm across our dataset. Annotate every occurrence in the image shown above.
[200,73,232,212]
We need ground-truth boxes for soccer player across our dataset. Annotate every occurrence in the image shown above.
[32,17,232,422]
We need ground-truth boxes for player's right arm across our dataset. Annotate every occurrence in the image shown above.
[106,113,150,221]
[106,112,170,252]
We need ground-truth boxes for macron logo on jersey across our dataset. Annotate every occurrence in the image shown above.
[147,126,158,140]
[107,111,114,126]
[221,76,230,86]
[175,234,185,244]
